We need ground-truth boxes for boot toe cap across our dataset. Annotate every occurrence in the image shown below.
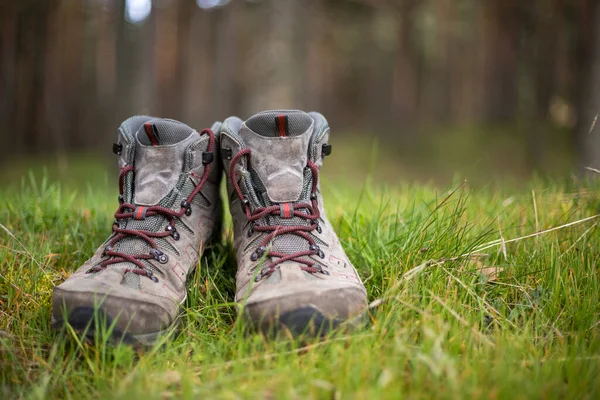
[243,282,368,335]
[51,279,175,342]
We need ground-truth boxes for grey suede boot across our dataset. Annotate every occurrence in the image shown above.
[219,110,367,335]
[52,116,222,346]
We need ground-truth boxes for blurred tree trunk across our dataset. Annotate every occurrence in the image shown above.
[182,7,214,126]
[451,1,477,124]
[523,0,562,170]
[95,0,119,145]
[391,1,419,127]
[0,2,18,156]
[480,0,520,122]
[45,0,85,156]
[116,1,134,120]
[532,0,560,120]
[248,0,296,111]
[14,1,57,154]
[154,0,182,120]
[117,1,153,121]
[213,1,241,117]
[366,6,395,132]
[431,0,455,122]
[579,1,600,169]
[301,0,329,113]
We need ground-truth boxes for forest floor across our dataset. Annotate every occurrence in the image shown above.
[1,148,600,399]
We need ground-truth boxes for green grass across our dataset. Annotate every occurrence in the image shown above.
[1,159,600,399]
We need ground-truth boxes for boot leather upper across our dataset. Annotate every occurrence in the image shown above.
[52,117,222,335]
[220,110,367,321]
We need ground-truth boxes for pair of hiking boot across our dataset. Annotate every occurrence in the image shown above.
[51,110,367,345]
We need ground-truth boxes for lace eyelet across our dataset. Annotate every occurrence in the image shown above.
[316,224,322,234]
[145,270,159,283]
[103,245,113,256]
[166,225,180,241]
[251,246,267,261]
[241,198,250,213]
[151,249,169,264]
[315,264,329,275]
[181,200,192,216]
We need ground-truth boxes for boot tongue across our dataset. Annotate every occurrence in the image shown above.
[133,119,197,206]
[240,110,314,203]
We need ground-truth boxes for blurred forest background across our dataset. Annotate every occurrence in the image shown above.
[1,0,600,184]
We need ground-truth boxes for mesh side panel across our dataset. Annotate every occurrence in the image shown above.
[144,259,163,276]
[307,112,328,158]
[308,112,327,138]
[126,215,165,232]
[270,236,325,253]
[245,110,312,137]
[181,177,210,207]
[272,235,309,254]
[301,168,313,198]
[122,115,153,137]
[155,237,179,256]
[114,212,159,261]
[243,232,327,254]
[243,232,268,252]
[184,136,209,171]
[124,172,134,204]
[137,119,194,146]
[159,179,183,209]
[243,173,264,208]
[174,218,194,235]
[249,166,267,193]
[122,271,141,289]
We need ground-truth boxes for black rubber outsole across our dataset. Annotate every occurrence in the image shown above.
[249,306,359,338]
[52,307,144,347]
[55,304,364,346]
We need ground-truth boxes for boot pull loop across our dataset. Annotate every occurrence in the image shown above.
[202,152,214,165]
[112,143,123,155]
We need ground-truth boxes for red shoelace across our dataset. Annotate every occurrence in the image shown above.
[229,149,328,282]
[87,128,215,282]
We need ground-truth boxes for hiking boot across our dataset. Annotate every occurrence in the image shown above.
[219,110,367,335]
[51,116,222,345]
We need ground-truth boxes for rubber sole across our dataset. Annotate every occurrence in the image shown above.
[248,306,366,338]
[51,306,171,347]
